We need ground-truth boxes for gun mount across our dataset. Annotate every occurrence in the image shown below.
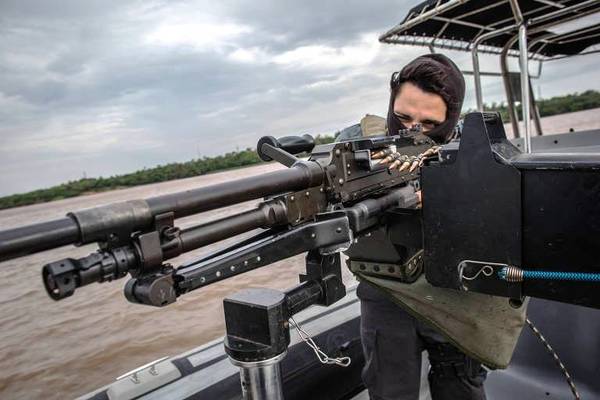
[422,112,600,308]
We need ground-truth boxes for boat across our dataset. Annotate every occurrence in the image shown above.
[75,1,600,398]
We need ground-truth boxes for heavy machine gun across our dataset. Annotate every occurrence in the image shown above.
[0,125,430,307]
[0,123,433,399]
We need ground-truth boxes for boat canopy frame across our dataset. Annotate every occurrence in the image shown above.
[380,0,600,152]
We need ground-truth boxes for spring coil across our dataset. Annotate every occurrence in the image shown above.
[499,266,600,282]
[498,266,524,282]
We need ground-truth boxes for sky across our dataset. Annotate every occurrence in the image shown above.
[1,0,599,196]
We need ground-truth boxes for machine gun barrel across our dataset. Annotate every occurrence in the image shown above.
[0,218,80,261]
[145,161,323,218]
[0,162,324,262]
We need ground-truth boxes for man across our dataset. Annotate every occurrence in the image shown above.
[337,54,489,400]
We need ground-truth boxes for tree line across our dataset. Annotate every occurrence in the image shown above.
[0,135,335,210]
[476,89,600,122]
[2,90,599,210]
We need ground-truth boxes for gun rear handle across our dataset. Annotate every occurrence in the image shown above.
[257,135,315,161]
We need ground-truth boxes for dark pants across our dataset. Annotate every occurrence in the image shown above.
[357,281,487,400]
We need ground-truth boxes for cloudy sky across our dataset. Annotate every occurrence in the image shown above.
[1,0,599,196]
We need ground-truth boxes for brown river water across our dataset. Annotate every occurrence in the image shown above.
[0,163,353,399]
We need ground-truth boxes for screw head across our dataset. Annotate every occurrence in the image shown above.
[230,265,236,271]
[338,178,344,185]
[290,195,295,201]
[216,271,221,277]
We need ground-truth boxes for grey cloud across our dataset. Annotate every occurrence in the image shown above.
[0,0,598,197]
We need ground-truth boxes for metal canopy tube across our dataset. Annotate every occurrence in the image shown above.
[529,80,543,136]
[500,36,521,137]
[529,0,598,26]
[379,0,467,42]
[471,24,518,111]
[519,24,532,153]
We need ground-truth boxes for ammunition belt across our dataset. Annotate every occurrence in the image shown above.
[348,249,423,283]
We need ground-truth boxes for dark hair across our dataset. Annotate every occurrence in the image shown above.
[390,62,452,111]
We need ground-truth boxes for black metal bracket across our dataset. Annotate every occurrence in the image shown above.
[223,250,346,362]
[174,211,352,294]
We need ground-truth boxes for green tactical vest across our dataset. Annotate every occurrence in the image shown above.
[348,114,527,369]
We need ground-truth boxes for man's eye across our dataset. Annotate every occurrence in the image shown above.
[422,122,439,131]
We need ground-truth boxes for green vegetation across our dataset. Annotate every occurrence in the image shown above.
[474,90,600,122]
[0,134,336,210]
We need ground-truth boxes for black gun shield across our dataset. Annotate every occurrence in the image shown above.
[422,113,521,289]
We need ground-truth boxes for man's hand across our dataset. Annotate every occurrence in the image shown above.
[372,146,440,172]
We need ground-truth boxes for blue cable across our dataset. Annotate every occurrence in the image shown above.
[499,267,600,282]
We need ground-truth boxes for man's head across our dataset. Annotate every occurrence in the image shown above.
[387,54,465,143]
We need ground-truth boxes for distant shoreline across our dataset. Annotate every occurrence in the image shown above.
[2,90,600,210]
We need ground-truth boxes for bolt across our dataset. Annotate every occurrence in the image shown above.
[244,260,249,266]
[347,163,351,168]
[305,191,310,197]
[216,271,221,277]
[200,276,206,283]
[335,149,341,156]
[359,264,366,270]
[256,256,261,262]
[230,265,236,272]
[347,170,351,175]
[319,187,324,192]
[338,178,344,185]
[336,227,342,233]
[290,195,295,201]
[311,233,316,238]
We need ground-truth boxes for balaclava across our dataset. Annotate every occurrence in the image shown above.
[386,54,465,144]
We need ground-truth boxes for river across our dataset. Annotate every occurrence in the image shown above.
[0,162,358,399]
